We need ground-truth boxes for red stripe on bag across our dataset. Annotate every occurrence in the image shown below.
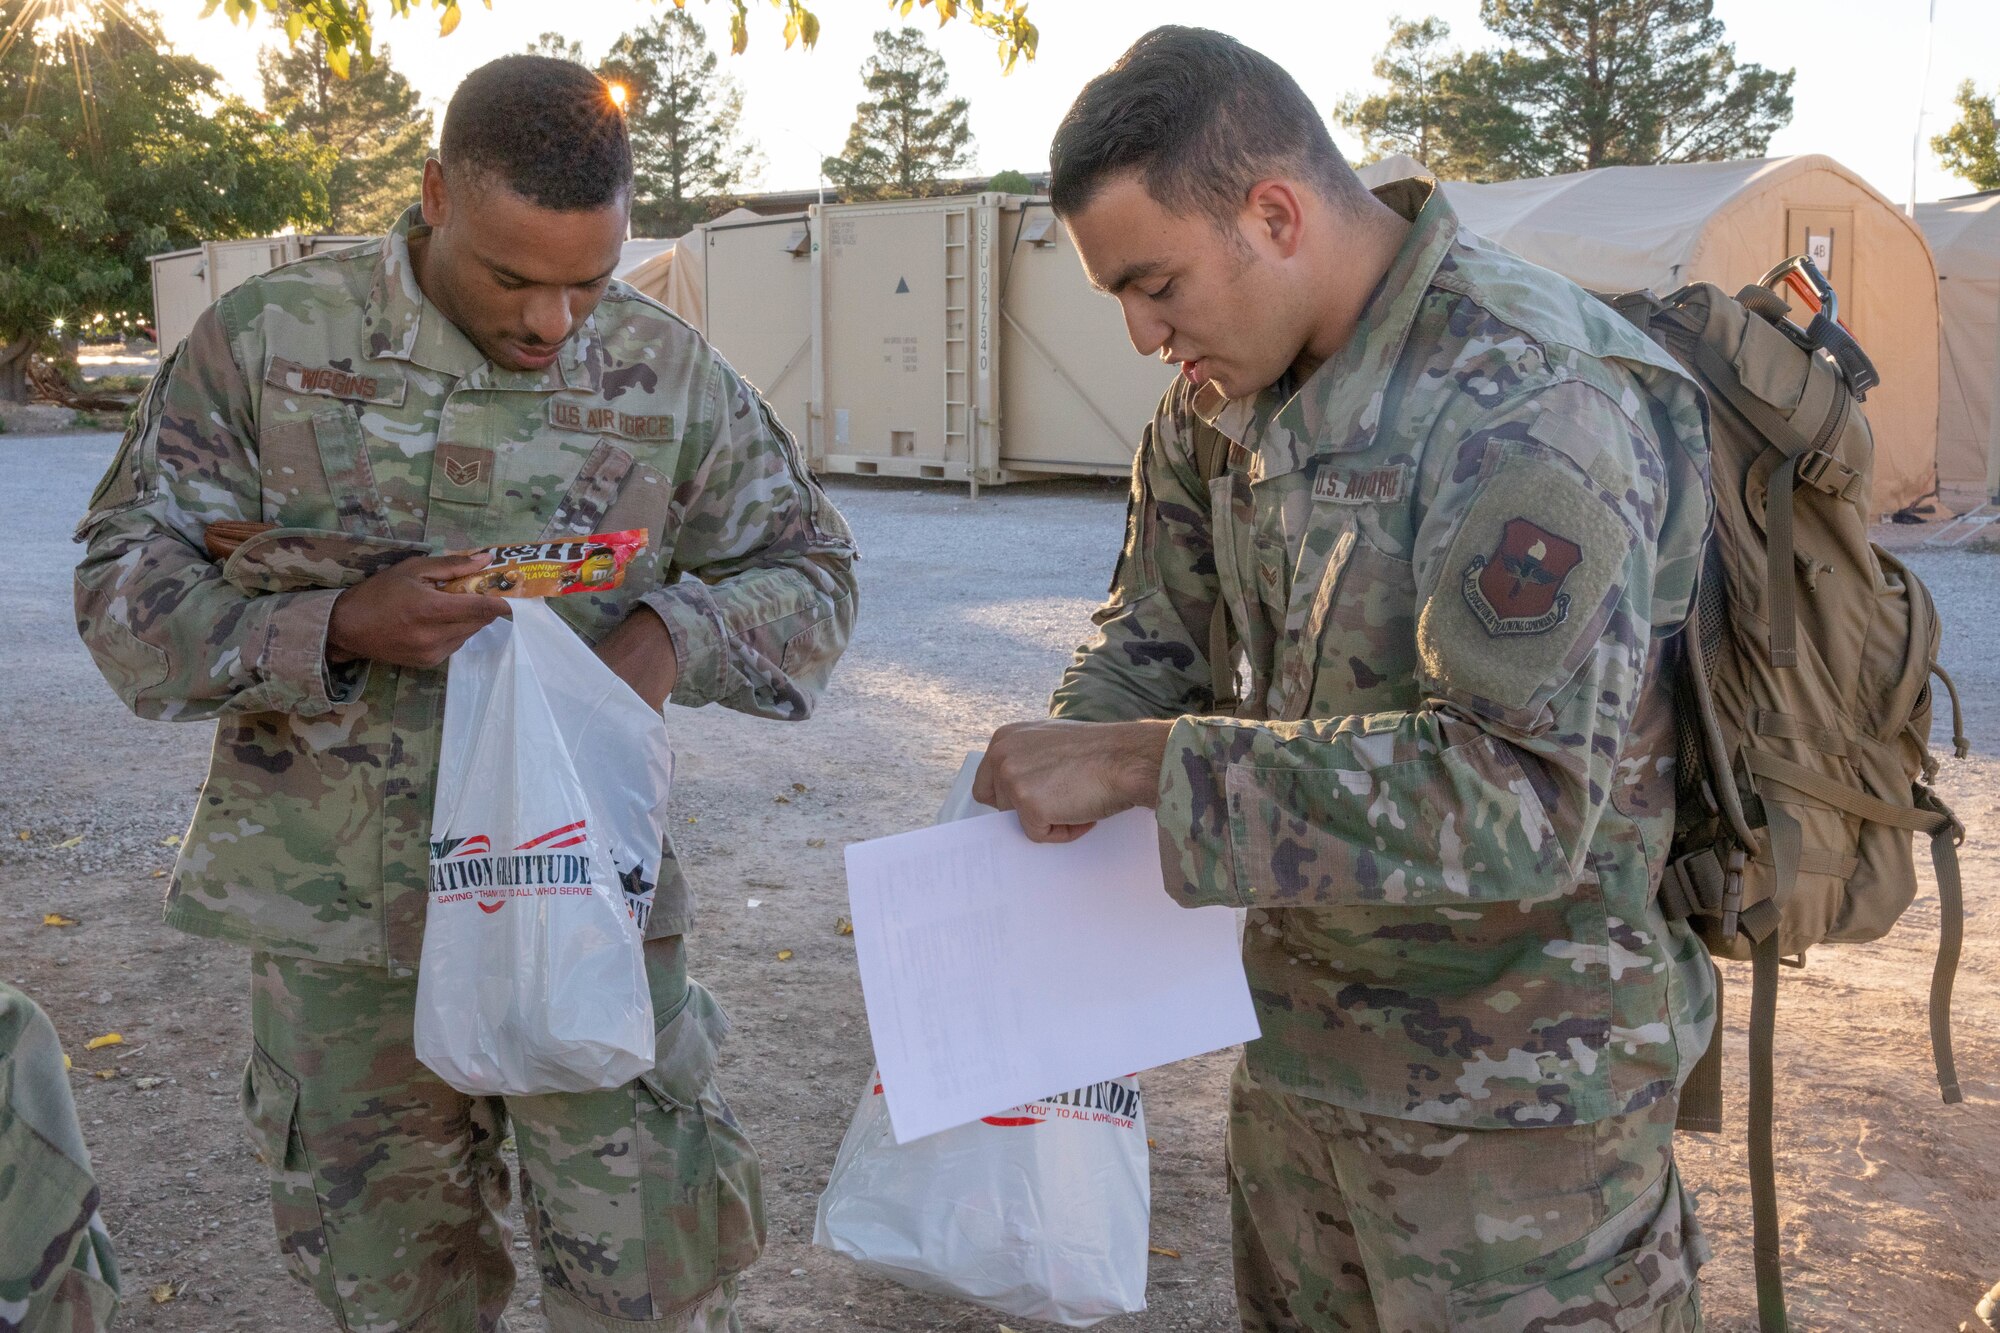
[518,820,587,851]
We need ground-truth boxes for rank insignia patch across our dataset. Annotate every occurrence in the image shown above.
[1462,518,1582,635]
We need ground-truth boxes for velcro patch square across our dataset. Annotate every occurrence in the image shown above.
[1418,456,1634,714]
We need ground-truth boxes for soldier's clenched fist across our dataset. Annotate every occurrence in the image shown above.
[973,718,1172,844]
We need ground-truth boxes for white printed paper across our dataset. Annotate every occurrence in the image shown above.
[845,802,1259,1143]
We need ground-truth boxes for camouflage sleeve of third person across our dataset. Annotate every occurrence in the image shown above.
[1155,380,1671,912]
[640,361,859,723]
[72,308,364,722]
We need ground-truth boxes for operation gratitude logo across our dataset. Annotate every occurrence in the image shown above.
[871,1077,1143,1130]
[429,821,596,915]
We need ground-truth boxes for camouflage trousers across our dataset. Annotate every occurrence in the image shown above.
[1228,1059,1706,1332]
[0,983,120,1333]
[242,938,764,1333]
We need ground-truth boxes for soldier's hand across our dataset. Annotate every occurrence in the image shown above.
[326,553,510,669]
[973,719,1172,844]
[594,605,681,712]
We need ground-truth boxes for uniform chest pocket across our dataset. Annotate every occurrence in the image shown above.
[478,437,674,544]
[524,439,679,642]
[1307,530,1419,716]
[259,406,394,537]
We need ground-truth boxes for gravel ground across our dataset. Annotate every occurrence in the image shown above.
[3,431,1996,1332]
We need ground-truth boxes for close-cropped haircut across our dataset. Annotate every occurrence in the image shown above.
[439,55,633,211]
[1049,27,1361,227]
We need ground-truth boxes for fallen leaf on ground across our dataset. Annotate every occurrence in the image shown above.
[56,835,84,849]
[1149,1246,1182,1259]
[792,782,808,793]
[93,1068,119,1080]
[161,833,182,847]
[150,1282,176,1304]
[43,913,78,927]
[135,1076,164,1090]
[776,949,794,961]
[806,837,826,848]
[151,870,167,878]
[835,916,853,936]
[14,830,28,841]
[773,795,791,804]
[85,1033,123,1050]
[685,816,698,824]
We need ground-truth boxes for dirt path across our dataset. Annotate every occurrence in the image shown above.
[4,434,1994,1332]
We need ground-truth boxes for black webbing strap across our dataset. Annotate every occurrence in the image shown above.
[1749,931,1789,1332]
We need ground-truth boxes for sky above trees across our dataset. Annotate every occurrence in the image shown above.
[157,0,2000,204]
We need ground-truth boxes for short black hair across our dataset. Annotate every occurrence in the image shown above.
[1049,27,1361,226]
[440,55,632,211]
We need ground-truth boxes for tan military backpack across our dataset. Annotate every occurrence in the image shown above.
[1604,266,1966,1333]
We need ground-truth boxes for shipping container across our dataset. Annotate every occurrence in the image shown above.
[695,193,1174,490]
[149,236,370,350]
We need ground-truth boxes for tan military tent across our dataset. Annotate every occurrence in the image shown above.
[617,233,709,331]
[615,207,767,332]
[1355,153,1432,190]
[1916,191,2000,510]
[1427,156,1940,514]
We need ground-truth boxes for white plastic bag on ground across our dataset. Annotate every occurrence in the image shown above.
[415,598,672,1096]
[813,752,1150,1326]
[813,1072,1150,1327]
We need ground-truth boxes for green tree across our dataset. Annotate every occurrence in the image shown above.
[261,36,433,234]
[1933,81,2000,191]
[208,0,1037,79]
[1342,1,1794,182]
[0,3,331,400]
[602,9,761,235]
[1337,17,1535,180]
[823,27,974,201]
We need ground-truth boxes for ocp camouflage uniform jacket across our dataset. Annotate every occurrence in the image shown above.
[0,983,119,1333]
[75,207,857,971]
[1053,180,1716,1129]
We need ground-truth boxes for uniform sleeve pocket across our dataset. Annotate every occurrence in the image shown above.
[1447,1165,1704,1332]
[635,982,765,1310]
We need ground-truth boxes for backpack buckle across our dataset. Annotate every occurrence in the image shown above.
[1793,449,1862,502]
[1718,847,1748,944]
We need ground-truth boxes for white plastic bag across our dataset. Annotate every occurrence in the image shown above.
[813,1072,1151,1327]
[415,598,672,1096]
[812,752,1150,1326]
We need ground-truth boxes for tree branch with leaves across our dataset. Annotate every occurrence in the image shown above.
[201,0,1035,78]
[1933,81,2000,192]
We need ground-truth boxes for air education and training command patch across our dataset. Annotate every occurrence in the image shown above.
[1462,518,1583,636]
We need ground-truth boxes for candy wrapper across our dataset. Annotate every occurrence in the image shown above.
[436,531,649,598]
[201,522,648,599]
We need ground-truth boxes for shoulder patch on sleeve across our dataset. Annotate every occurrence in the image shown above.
[1418,455,1635,715]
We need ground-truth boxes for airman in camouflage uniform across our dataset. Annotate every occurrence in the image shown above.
[977,28,1714,1330]
[0,983,120,1333]
[73,56,854,1333]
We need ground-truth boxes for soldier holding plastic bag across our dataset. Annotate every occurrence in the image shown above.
[73,55,855,1333]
